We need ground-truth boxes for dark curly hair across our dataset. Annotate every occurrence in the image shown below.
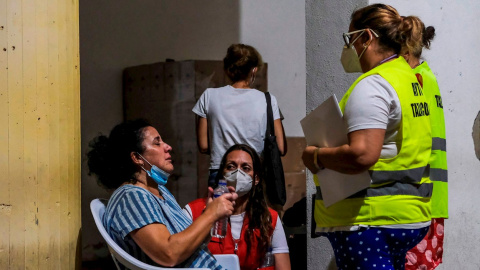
[87,119,151,189]
[216,144,272,264]
[223,44,263,83]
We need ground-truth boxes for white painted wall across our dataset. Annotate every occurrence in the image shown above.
[305,1,367,269]
[306,1,480,269]
[239,0,306,137]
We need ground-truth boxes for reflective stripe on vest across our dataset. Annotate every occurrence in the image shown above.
[430,168,448,182]
[314,57,432,228]
[414,61,448,218]
[369,166,428,185]
[316,181,433,200]
[432,137,446,151]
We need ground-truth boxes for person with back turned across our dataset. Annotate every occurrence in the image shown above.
[193,44,287,187]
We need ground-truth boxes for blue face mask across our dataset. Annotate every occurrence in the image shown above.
[137,153,170,186]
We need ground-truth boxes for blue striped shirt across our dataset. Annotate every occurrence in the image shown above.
[103,184,221,269]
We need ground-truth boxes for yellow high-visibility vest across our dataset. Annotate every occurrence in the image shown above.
[314,57,432,228]
[414,61,448,219]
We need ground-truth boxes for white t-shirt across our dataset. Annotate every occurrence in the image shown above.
[192,86,281,169]
[343,74,401,159]
[183,206,289,254]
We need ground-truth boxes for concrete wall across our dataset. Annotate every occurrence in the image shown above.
[306,1,480,269]
[305,1,367,269]
[240,0,306,137]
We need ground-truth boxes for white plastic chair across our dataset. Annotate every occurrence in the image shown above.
[212,254,240,270]
[90,199,240,270]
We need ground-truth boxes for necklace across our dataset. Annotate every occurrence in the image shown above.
[379,54,398,64]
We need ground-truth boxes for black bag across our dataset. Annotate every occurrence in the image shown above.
[263,92,286,206]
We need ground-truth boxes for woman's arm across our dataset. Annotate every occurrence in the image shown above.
[130,192,236,267]
[302,128,385,174]
[196,116,210,154]
[274,119,287,156]
[274,253,291,270]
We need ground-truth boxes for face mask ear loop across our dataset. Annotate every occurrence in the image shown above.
[136,152,153,171]
[139,166,149,174]
[358,44,368,60]
[358,29,375,60]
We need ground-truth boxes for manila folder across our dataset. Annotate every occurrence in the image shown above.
[300,95,370,207]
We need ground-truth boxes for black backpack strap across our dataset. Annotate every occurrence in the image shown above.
[265,92,275,137]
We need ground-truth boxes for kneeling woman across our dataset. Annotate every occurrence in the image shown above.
[185,144,291,270]
[87,119,237,269]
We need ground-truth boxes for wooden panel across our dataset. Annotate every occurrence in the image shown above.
[23,0,39,268]
[35,0,51,268]
[173,62,197,206]
[0,0,81,269]
[281,137,307,213]
[47,0,61,268]
[160,62,181,196]
[0,0,9,267]
[194,61,225,100]
[69,0,82,267]
[57,0,69,266]
[281,137,307,173]
[7,0,26,268]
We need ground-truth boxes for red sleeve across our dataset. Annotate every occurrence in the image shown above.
[188,198,207,221]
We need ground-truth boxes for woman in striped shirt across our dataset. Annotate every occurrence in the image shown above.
[87,119,238,269]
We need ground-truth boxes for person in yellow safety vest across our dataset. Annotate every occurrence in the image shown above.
[402,21,448,270]
[302,4,433,270]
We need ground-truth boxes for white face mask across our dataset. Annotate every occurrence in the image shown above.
[341,45,365,73]
[340,29,368,73]
[224,169,253,198]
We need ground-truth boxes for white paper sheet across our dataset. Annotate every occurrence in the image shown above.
[300,95,371,207]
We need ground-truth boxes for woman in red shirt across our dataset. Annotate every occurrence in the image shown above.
[185,144,290,270]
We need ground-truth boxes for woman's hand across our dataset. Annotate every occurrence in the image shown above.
[205,186,238,221]
[302,146,321,174]
[205,186,236,205]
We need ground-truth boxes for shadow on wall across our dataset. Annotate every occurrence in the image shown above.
[80,0,241,264]
[474,111,480,161]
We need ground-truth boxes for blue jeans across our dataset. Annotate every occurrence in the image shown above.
[324,226,429,270]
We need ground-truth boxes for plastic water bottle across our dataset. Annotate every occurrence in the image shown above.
[258,247,275,269]
[211,179,229,238]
